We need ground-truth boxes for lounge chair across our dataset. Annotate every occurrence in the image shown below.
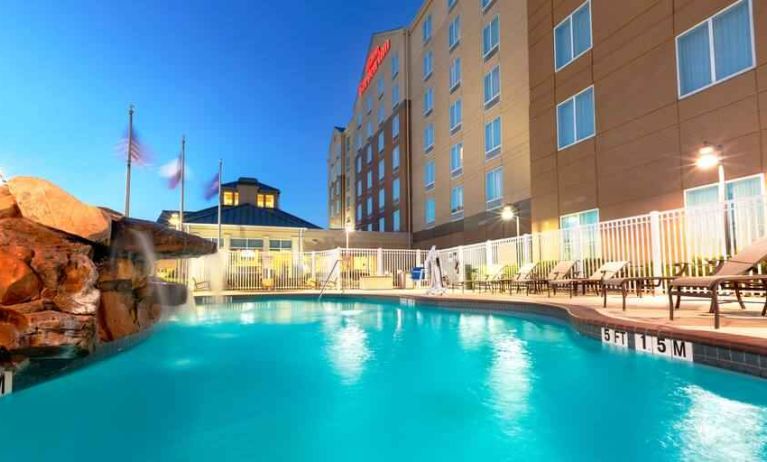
[191,277,210,291]
[473,265,509,293]
[520,260,575,295]
[602,263,689,310]
[549,261,628,297]
[668,236,767,328]
[501,262,539,295]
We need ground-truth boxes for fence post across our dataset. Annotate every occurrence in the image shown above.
[311,251,316,282]
[458,245,465,282]
[650,211,663,278]
[485,240,493,267]
[377,248,384,275]
[416,249,422,267]
[336,247,342,290]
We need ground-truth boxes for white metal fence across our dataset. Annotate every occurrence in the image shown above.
[167,196,767,292]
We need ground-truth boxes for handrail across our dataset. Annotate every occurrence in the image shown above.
[318,259,341,300]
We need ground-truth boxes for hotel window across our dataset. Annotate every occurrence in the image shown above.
[379,188,385,208]
[557,86,595,150]
[450,143,463,177]
[424,124,435,152]
[356,180,362,197]
[377,78,384,98]
[378,159,385,180]
[393,209,401,231]
[378,132,385,152]
[483,65,501,107]
[423,50,433,80]
[269,239,292,252]
[355,133,361,150]
[449,99,462,132]
[486,167,503,209]
[449,58,462,91]
[393,177,401,202]
[367,223,373,231]
[685,174,765,252]
[391,52,400,78]
[425,198,436,225]
[484,117,502,157]
[482,16,500,59]
[357,203,362,221]
[560,209,599,259]
[554,1,592,71]
[448,0,457,9]
[481,0,493,11]
[392,146,400,170]
[676,0,754,98]
[448,15,461,50]
[365,95,372,113]
[367,121,373,138]
[222,190,239,206]
[356,155,362,173]
[367,171,373,189]
[424,87,434,116]
[392,114,400,139]
[423,14,432,43]
[366,145,373,163]
[356,113,362,127]
[451,185,464,215]
[230,238,264,250]
[392,83,400,107]
[379,217,385,232]
[425,160,435,191]
[367,197,373,216]
[378,106,385,126]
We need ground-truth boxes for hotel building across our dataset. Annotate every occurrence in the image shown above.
[528,0,766,233]
[328,0,766,247]
[328,28,413,235]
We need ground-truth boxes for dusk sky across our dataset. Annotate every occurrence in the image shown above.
[0,0,422,226]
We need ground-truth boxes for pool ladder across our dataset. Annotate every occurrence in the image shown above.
[318,259,341,300]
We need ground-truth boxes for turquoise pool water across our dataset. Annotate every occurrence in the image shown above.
[1,297,766,461]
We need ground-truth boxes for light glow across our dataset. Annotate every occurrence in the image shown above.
[696,153,720,170]
[501,206,515,221]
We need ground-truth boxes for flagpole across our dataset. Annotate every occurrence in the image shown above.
[124,104,134,217]
[217,159,223,250]
[180,135,186,229]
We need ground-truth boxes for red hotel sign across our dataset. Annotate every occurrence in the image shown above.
[358,39,391,96]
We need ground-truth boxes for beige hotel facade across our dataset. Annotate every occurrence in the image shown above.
[328,0,767,248]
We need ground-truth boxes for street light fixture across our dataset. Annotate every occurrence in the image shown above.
[501,205,520,237]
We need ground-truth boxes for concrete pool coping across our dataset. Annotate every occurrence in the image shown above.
[194,290,767,379]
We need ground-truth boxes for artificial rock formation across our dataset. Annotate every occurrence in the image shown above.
[0,179,215,360]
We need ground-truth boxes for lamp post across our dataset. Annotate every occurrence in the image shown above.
[501,205,520,237]
[344,222,354,249]
[696,143,728,258]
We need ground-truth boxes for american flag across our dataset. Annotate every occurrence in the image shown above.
[118,126,151,165]
[204,171,220,200]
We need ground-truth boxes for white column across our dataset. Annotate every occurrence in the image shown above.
[485,240,493,267]
[458,245,465,282]
[376,248,384,275]
[335,247,342,290]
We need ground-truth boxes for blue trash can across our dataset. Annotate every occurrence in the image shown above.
[411,267,425,281]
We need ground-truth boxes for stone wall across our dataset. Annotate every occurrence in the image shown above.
[0,178,215,362]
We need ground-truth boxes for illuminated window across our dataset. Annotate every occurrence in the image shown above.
[257,194,276,208]
[269,239,292,251]
[223,190,239,206]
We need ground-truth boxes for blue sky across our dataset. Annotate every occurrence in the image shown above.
[0,0,421,226]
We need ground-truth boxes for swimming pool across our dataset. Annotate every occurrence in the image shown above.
[1,297,765,461]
